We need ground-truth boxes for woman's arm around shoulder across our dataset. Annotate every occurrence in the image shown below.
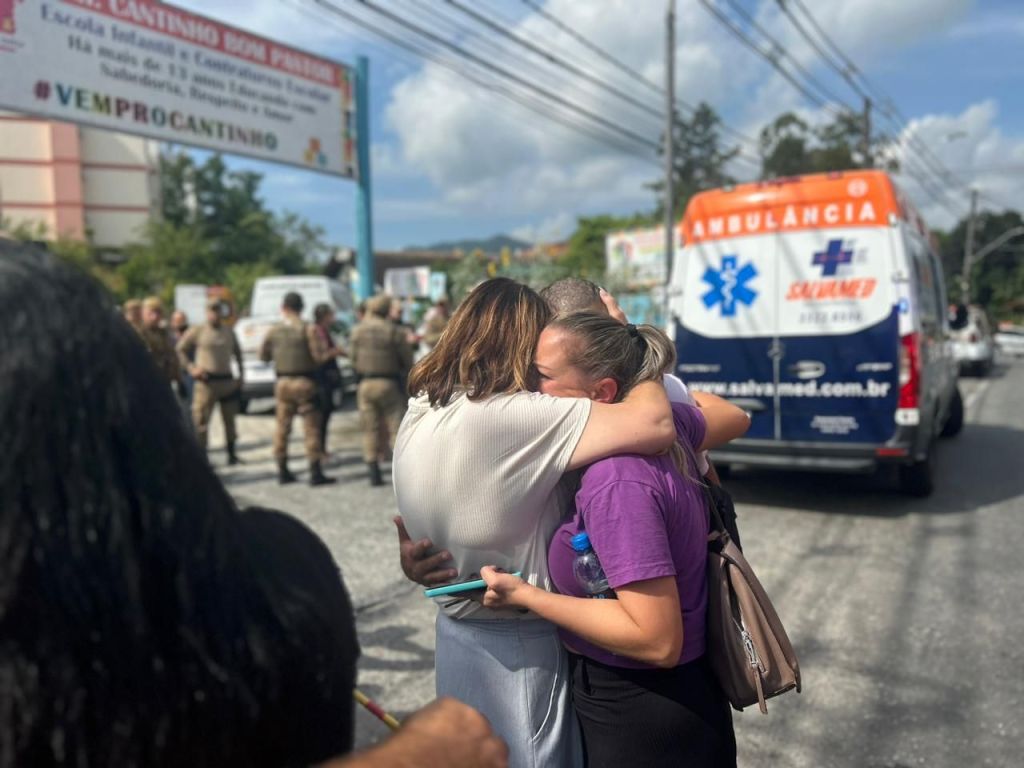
[567,380,676,471]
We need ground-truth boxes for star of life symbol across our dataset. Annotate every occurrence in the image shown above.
[701,255,758,317]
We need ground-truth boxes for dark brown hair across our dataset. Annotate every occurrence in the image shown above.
[408,278,551,406]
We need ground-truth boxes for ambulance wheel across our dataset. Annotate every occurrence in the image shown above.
[940,388,964,438]
[899,449,934,497]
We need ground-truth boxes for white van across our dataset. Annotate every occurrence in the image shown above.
[668,170,962,496]
[234,275,357,411]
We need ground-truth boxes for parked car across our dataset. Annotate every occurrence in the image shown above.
[949,304,995,376]
[234,276,358,412]
[995,324,1024,357]
[668,170,963,497]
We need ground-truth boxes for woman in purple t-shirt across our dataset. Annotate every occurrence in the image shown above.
[481,312,750,768]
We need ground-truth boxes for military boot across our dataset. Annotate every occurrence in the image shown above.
[277,458,297,485]
[310,460,336,487]
[227,441,243,466]
[367,461,383,487]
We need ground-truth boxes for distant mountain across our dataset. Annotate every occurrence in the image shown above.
[405,234,531,254]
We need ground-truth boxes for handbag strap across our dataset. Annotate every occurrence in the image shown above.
[701,483,729,537]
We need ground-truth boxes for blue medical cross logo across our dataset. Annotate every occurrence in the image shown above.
[701,255,758,317]
[812,239,854,276]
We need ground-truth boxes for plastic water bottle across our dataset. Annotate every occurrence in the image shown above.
[571,532,615,599]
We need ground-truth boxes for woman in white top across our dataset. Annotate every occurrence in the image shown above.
[393,278,676,768]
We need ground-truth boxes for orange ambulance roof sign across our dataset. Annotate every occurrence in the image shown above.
[680,170,930,244]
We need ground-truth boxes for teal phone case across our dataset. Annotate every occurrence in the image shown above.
[424,572,521,598]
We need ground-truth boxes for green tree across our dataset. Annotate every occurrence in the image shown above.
[651,103,739,217]
[158,152,194,228]
[560,212,657,282]
[937,209,1024,317]
[758,113,813,178]
[127,152,331,307]
[759,110,885,179]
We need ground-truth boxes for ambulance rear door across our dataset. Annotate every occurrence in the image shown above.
[773,227,900,444]
[670,232,780,440]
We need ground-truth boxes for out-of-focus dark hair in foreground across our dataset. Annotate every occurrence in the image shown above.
[0,242,356,768]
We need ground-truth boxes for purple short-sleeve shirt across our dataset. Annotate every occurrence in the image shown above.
[548,403,709,669]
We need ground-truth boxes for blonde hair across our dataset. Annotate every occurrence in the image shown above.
[548,312,695,479]
[408,278,551,407]
[548,312,676,400]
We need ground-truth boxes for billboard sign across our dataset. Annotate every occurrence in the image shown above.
[0,0,356,177]
[605,225,681,289]
[384,266,431,298]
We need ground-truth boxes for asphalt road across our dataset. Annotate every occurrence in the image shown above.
[209,357,1024,765]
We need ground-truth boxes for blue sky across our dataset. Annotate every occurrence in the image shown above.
[174,0,1024,250]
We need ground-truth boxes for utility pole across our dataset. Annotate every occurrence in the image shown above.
[961,187,979,302]
[662,0,676,330]
[861,97,872,168]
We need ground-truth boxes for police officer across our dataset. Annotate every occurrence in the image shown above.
[260,291,342,487]
[176,298,244,465]
[351,294,414,486]
[139,296,180,385]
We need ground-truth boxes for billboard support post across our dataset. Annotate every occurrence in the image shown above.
[355,55,375,302]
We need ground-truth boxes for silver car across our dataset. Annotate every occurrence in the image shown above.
[949,305,995,376]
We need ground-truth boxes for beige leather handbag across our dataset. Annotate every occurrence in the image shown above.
[705,497,802,714]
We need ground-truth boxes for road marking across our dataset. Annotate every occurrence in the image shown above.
[963,379,991,416]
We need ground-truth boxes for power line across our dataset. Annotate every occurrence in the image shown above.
[347,0,661,152]
[778,0,992,217]
[388,0,660,135]
[442,0,665,123]
[520,0,661,97]
[777,0,869,100]
[299,0,663,159]
[518,0,764,155]
[415,1,760,174]
[721,0,852,110]
[696,0,845,118]
[293,0,660,162]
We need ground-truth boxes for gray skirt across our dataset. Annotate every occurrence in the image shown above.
[435,612,584,768]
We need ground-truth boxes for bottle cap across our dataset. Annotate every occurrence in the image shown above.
[570,532,592,552]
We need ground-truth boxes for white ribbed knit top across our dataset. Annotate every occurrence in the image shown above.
[394,390,591,619]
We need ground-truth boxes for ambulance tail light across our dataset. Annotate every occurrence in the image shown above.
[898,333,920,409]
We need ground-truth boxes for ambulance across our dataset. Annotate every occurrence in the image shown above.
[669,170,963,496]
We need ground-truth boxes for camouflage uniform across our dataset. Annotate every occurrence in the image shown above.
[176,310,243,462]
[351,296,414,485]
[261,315,336,485]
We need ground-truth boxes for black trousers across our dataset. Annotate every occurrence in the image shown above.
[317,383,335,451]
[570,653,737,768]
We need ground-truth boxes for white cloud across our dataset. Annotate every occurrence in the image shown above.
[510,212,578,245]
[173,1,1005,243]
[891,100,1024,229]
[379,0,978,224]
[948,9,1024,40]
